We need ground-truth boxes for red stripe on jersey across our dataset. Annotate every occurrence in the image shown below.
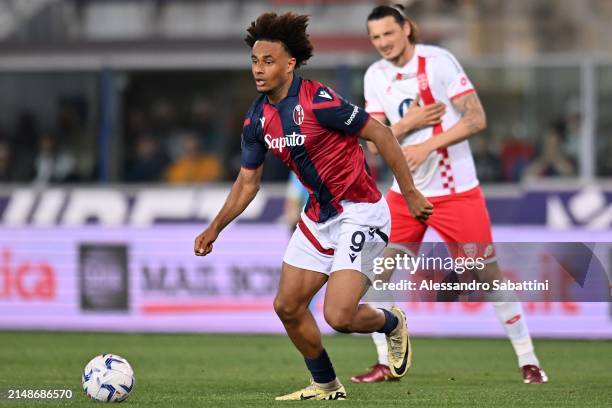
[450,88,475,101]
[243,117,251,127]
[505,314,522,325]
[417,56,442,137]
[263,104,292,163]
[298,220,335,255]
[311,99,341,110]
[417,56,456,194]
[299,82,377,220]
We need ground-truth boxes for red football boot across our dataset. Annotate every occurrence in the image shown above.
[350,364,400,383]
[521,365,548,384]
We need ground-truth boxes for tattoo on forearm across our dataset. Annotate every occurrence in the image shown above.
[453,93,486,134]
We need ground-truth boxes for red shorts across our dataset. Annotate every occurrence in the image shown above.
[386,186,495,260]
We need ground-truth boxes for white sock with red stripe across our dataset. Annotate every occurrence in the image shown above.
[490,299,540,368]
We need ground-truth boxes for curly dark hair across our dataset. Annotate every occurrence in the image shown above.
[245,12,314,68]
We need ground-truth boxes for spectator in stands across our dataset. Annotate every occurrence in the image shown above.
[524,125,576,178]
[0,138,16,182]
[500,128,535,182]
[599,138,612,176]
[33,132,77,184]
[57,98,95,181]
[190,96,221,153]
[126,107,149,139]
[150,97,177,141]
[12,110,39,181]
[165,131,222,183]
[125,134,170,182]
[558,99,581,164]
[471,135,502,182]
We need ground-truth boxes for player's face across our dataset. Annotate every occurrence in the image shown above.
[251,40,296,94]
[367,16,411,62]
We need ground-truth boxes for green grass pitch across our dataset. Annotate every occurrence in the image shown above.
[0,332,610,407]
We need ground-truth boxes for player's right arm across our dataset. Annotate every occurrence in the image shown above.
[364,67,445,154]
[366,100,445,154]
[194,165,263,256]
[194,107,267,256]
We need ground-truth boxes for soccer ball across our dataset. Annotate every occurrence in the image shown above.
[82,354,135,402]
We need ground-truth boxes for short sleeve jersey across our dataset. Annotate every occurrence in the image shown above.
[241,75,381,223]
[364,44,479,197]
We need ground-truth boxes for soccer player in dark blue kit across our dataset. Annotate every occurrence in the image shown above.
[194,12,432,400]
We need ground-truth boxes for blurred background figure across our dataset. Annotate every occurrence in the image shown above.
[10,111,39,181]
[471,135,502,182]
[0,138,15,182]
[125,134,170,182]
[56,97,94,181]
[164,131,222,184]
[189,96,221,153]
[558,99,582,165]
[33,132,77,185]
[524,125,577,179]
[500,126,535,182]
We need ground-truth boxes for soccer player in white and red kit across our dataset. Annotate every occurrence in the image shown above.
[351,4,547,384]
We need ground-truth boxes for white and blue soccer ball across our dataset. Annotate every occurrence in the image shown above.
[82,354,135,402]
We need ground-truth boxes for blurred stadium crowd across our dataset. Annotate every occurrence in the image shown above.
[0,0,611,185]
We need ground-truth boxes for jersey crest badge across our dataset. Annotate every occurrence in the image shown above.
[293,104,304,125]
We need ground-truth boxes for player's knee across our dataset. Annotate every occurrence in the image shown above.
[323,309,353,333]
[273,296,302,322]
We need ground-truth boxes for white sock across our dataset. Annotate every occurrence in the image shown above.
[370,301,393,366]
[372,332,389,366]
[315,378,342,390]
[488,291,540,367]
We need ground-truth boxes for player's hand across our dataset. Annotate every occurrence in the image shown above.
[194,227,219,256]
[401,94,446,130]
[405,190,434,222]
[402,143,432,171]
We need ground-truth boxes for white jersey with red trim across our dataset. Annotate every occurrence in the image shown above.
[364,44,479,197]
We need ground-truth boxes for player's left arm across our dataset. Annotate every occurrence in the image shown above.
[427,91,487,149]
[403,91,486,171]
